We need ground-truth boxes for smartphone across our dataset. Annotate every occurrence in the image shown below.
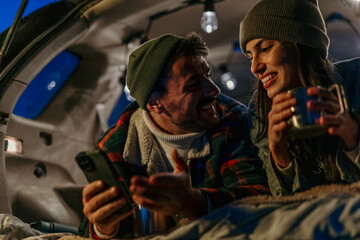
[75,149,134,214]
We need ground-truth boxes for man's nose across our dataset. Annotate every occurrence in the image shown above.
[203,77,220,97]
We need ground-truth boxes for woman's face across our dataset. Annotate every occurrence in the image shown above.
[245,39,302,99]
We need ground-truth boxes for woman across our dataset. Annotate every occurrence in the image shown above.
[240,0,360,196]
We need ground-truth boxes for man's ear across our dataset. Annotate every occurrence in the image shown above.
[146,92,163,113]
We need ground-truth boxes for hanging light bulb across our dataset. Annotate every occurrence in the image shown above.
[220,64,237,91]
[200,0,218,34]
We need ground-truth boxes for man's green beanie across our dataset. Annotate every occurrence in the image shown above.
[126,34,183,110]
[239,0,329,58]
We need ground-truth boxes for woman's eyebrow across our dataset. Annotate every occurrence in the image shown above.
[246,39,267,55]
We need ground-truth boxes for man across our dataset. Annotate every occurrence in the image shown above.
[79,32,269,238]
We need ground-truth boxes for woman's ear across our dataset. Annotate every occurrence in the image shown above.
[146,92,163,113]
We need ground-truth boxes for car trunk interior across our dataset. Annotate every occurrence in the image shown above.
[0,0,359,229]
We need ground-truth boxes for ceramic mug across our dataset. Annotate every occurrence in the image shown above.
[287,84,348,138]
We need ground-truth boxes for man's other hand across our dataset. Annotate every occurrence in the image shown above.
[129,149,207,219]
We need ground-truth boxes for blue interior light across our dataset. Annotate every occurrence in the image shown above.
[233,40,241,52]
[13,51,79,119]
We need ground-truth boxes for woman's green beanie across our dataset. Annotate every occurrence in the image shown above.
[126,34,183,110]
[239,0,329,58]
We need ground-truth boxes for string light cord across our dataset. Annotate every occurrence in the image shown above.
[141,0,224,42]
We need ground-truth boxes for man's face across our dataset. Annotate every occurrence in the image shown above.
[245,39,301,99]
[156,56,221,134]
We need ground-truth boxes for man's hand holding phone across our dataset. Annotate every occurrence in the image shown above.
[76,149,136,236]
[82,180,133,236]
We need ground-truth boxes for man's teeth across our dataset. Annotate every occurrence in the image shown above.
[200,103,212,110]
[261,74,276,84]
